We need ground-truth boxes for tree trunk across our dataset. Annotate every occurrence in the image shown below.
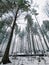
[1,7,19,64]
[27,32,31,53]
[35,35,40,52]
[32,34,36,54]
[20,38,23,53]
[38,32,45,53]
[30,27,36,54]
[44,30,49,42]
[40,28,49,49]
[35,16,49,50]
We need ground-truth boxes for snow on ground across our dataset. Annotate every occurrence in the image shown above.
[0,56,49,65]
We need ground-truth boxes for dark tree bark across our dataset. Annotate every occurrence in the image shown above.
[1,7,19,64]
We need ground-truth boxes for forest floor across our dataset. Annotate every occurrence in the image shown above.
[0,56,49,65]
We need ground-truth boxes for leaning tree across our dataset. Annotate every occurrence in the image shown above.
[0,0,31,64]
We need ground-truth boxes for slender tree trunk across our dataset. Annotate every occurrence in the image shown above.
[35,16,49,50]
[37,32,45,53]
[20,37,24,53]
[31,33,36,54]
[1,7,19,64]
[22,39,24,53]
[30,30,33,54]
[20,38,23,53]
[39,27,49,49]
[29,31,32,53]
[35,35,40,52]
[27,32,31,53]
[30,27,36,54]
[44,30,49,42]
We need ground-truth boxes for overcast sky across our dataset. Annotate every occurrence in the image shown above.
[34,0,49,25]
